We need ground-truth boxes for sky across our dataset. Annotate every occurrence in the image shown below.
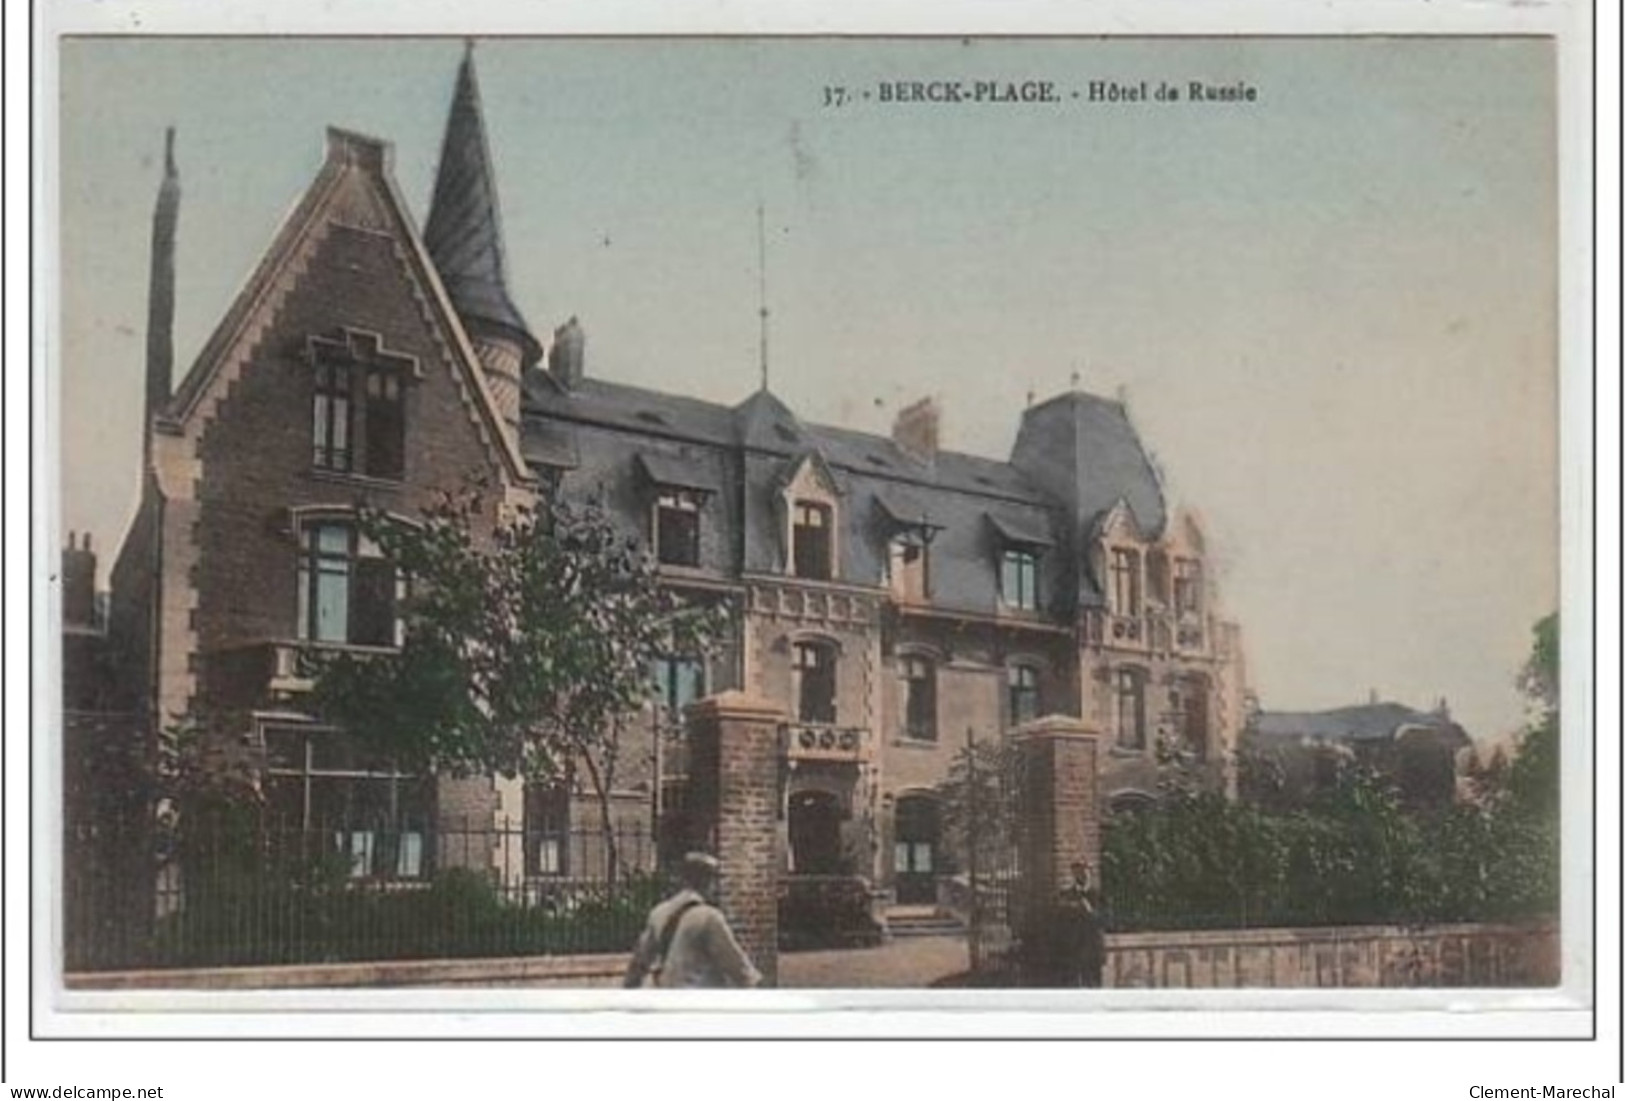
[54,36,1560,745]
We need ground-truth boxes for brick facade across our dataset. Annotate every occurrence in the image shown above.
[685,692,785,985]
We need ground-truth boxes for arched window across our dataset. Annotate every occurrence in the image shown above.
[899,655,937,741]
[793,640,838,724]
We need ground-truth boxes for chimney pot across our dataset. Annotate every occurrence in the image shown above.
[551,317,586,389]
[892,396,940,464]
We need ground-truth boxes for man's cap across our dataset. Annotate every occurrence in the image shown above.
[683,851,720,874]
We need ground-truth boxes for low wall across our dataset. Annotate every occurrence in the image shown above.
[67,953,629,991]
[65,921,1560,991]
[1105,922,1559,988]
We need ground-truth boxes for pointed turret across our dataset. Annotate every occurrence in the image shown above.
[424,44,540,445]
[144,127,180,462]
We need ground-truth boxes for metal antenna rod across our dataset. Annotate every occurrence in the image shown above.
[757,202,770,392]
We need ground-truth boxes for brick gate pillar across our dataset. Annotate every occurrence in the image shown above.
[684,691,785,987]
[1012,714,1102,922]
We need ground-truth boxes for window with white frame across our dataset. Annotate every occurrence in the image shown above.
[524,779,570,877]
[295,520,400,647]
[262,725,431,880]
[311,340,407,480]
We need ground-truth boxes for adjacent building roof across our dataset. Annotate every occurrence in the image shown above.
[1251,702,1470,746]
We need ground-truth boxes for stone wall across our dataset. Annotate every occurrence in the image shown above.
[1105,922,1559,988]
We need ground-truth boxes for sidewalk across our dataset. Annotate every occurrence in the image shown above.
[778,934,969,988]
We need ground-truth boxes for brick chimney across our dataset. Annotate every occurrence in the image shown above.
[892,396,940,464]
[62,532,97,629]
[551,316,586,390]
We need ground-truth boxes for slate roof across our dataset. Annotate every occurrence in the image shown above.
[1251,703,1470,746]
[522,369,1174,618]
[422,48,541,364]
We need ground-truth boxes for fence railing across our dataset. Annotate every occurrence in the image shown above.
[65,819,664,973]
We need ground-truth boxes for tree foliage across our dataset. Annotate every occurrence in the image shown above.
[307,490,724,876]
[1099,612,1563,930]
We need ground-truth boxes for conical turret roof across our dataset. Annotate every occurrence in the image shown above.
[423,45,540,362]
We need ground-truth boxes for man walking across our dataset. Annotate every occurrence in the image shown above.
[624,851,763,988]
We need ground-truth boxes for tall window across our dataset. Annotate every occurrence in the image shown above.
[900,655,937,741]
[1173,558,1203,617]
[652,654,706,718]
[792,501,833,580]
[1109,548,1142,617]
[311,343,406,480]
[1000,548,1039,610]
[888,537,928,603]
[312,357,353,472]
[1115,667,1147,750]
[1008,664,1040,727]
[524,780,570,877]
[1172,677,1209,760]
[655,489,703,567]
[296,520,398,647]
[262,726,430,880]
[793,641,837,724]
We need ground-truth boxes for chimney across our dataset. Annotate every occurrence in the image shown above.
[62,532,97,629]
[1434,696,1450,719]
[145,127,180,455]
[1368,688,1379,706]
[892,396,940,464]
[551,317,586,390]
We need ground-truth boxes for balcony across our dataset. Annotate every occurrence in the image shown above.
[209,639,397,706]
[783,722,870,764]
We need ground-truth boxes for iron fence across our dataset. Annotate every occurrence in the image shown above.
[65,818,664,973]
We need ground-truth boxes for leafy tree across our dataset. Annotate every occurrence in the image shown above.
[309,489,723,882]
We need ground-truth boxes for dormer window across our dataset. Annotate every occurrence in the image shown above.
[309,331,413,481]
[655,489,703,567]
[635,453,717,569]
[1000,548,1039,611]
[889,538,927,602]
[1109,547,1142,617]
[987,513,1052,613]
[792,501,833,580]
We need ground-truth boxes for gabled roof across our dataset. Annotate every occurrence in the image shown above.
[422,47,540,364]
[162,127,532,485]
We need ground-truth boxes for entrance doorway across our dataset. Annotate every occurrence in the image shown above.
[893,794,940,905]
[789,790,844,874]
